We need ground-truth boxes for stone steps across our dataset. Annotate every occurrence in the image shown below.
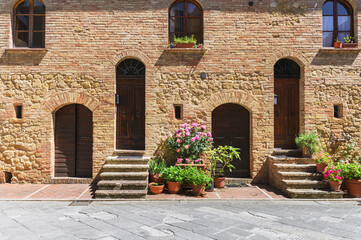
[95,151,149,199]
[274,163,317,173]
[96,190,147,199]
[279,171,323,180]
[272,148,302,157]
[282,179,329,189]
[287,189,344,199]
[268,156,315,164]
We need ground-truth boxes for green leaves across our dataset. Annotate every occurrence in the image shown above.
[173,35,197,44]
[295,132,322,155]
[207,145,241,177]
[148,158,167,175]
[340,163,361,180]
[162,166,184,183]
[183,167,213,187]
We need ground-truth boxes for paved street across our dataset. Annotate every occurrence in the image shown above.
[0,200,360,240]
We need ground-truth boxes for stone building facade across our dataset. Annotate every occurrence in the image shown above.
[0,0,360,183]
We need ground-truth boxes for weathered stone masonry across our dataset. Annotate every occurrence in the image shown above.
[0,0,360,183]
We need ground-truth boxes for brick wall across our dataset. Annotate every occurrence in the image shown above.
[0,0,360,183]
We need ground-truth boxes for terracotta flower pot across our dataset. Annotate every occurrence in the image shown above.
[316,163,328,173]
[148,183,164,195]
[192,184,205,196]
[152,174,165,184]
[329,180,342,191]
[345,179,361,198]
[343,43,358,48]
[176,43,195,48]
[167,182,181,194]
[214,177,226,188]
[334,42,342,48]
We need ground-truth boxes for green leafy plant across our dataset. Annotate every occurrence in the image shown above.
[340,163,361,180]
[207,145,241,177]
[184,167,213,187]
[148,158,167,175]
[335,37,341,43]
[344,35,355,43]
[165,123,213,163]
[295,132,322,156]
[162,166,184,183]
[336,142,361,164]
[173,35,197,44]
[312,151,333,164]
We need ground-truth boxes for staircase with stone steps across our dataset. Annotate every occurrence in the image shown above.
[269,148,344,199]
[95,150,149,199]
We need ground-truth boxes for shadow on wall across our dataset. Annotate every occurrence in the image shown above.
[155,50,205,66]
[311,49,360,66]
[0,50,47,66]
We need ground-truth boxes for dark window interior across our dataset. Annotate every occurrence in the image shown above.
[14,0,45,48]
[174,105,183,120]
[334,105,343,118]
[15,105,23,119]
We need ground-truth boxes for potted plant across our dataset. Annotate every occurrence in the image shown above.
[334,38,342,48]
[313,151,332,173]
[173,35,197,48]
[148,158,166,184]
[207,145,241,188]
[162,166,184,194]
[186,167,213,196]
[343,35,358,48]
[148,182,165,195]
[340,163,361,197]
[324,164,343,191]
[165,123,213,168]
[295,132,322,157]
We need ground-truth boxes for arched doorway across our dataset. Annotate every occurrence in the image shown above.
[116,59,145,150]
[212,103,250,178]
[274,59,300,149]
[55,104,93,178]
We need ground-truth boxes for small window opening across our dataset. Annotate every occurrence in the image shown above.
[15,105,23,119]
[5,172,12,183]
[174,105,183,120]
[334,105,343,118]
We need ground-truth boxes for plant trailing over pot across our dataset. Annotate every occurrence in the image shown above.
[162,166,184,194]
[340,162,361,197]
[185,167,213,196]
[343,35,358,48]
[173,35,197,48]
[324,164,344,191]
[295,132,322,157]
[148,182,165,195]
[207,145,241,188]
[312,151,332,173]
[148,158,166,184]
[165,123,213,164]
[334,38,342,48]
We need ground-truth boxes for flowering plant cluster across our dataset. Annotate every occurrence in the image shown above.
[295,132,322,155]
[324,165,344,182]
[312,151,333,164]
[165,123,213,164]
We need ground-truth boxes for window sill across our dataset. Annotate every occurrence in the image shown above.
[5,48,48,52]
[319,47,361,52]
[163,47,206,52]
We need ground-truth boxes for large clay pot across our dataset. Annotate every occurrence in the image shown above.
[167,182,181,194]
[148,183,164,195]
[345,179,361,198]
[214,177,226,188]
[176,43,195,48]
[343,43,358,48]
[192,184,205,196]
[316,163,328,173]
[151,174,165,184]
[334,42,342,48]
[329,180,342,191]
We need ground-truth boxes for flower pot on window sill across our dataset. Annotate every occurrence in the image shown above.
[175,43,195,48]
[343,43,358,48]
[334,42,342,48]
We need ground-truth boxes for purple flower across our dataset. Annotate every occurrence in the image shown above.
[176,129,181,134]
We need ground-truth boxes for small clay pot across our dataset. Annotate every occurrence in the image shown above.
[214,177,226,188]
[316,163,328,173]
[192,184,205,196]
[329,180,342,191]
[149,182,164,195]
[334,42,342,48]
[167,182,181,194]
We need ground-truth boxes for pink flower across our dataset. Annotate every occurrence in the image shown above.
[176,130,181,134]
[196,135,200,140]
[176,149,180,153]
[203,133,207,136]
[191,123,199,127]
[181,123,188,128]
[201,126,206,130]
[177,158,183,164]
[208,132,212,137]
[184,145,189,149]
[176,134,181,138]
[186,158,190,163]
[209,138,214,142]
[195,159,201,163]
[198,132,203,136]
[176,139,182,143]
[191,138,195,142]
[186,132,190,136]
[162,136,167,141]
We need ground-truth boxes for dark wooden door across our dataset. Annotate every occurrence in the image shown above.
[274,78,299,148]
[212,103,250,178]
[55,104,93,178]
[116,78,145,150]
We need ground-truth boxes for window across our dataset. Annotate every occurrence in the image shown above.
[334,104,343,118]
[174,105,183,120]
[169,0,203,44]
[14,0,45,48]
[14,105,23,119]
[322,0,353,47]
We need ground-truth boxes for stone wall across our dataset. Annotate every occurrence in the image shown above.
[0,0,360,183]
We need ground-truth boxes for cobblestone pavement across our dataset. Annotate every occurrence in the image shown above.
[0,200,360,240]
